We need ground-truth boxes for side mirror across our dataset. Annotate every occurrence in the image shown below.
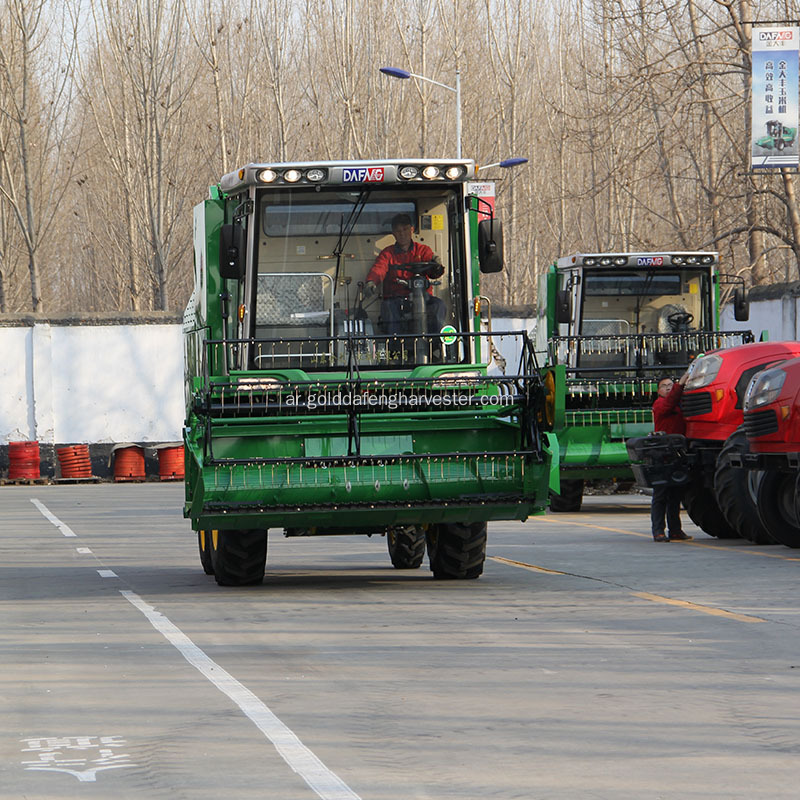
[478,219,504,273]
[556,289,572,324]
[219,223,246,280]
[734,288,750,321]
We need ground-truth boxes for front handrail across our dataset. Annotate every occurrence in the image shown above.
[189,330,548,465]
[550,329,753,377]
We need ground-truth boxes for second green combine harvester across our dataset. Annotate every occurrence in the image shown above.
[536,251,753,511]
[184,159,557,585]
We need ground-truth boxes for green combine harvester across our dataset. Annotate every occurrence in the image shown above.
[183,159,558,584]
[754,119,797,151]
[536,251,753,511]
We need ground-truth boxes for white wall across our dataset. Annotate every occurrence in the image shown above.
[0,322,183,445]
[482,316,537,374]
[720,293,800,343]
[0,328,34,442]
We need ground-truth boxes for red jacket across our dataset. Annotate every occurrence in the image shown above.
[652,383,686,435]
[366,241,441,298]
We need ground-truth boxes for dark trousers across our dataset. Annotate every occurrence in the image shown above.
[651,484,684,537]
[380,295,447,335]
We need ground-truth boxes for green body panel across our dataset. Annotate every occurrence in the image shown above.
[548,362,652,479]
[555,427,644,479]
[467,195,483,362]
[185,428,548,530]
[184,370,553,529]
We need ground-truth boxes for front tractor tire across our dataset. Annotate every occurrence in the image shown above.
[387,525,426,569]
[549,478,584,512]
[210,529,268,586]
[756,471,800,548]
[714,429,776,545]
[426,522,487,580]
[682,482,739,539]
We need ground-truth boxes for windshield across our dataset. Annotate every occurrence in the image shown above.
[249,186,466,370]
[576,267,712,372]
[580,268,710,333]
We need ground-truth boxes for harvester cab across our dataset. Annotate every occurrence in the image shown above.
[536,251,753,511]
[183,159,557,585]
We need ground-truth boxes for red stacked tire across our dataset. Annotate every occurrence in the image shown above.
[158,446,184,481]
[8,441,40,480]
[57,445,93,479]
[113,445,145,481]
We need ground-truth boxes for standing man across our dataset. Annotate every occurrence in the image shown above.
[364,214,446,335]
[651,372,693,542]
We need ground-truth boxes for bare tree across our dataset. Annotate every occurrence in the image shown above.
[0,0,81,311]
[4,0,800,314]
[77,0,197,310]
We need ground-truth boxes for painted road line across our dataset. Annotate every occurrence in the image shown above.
[630,591,766,623]
[121,590,362,800]
[30,499,77,537]
[490,556,569,575]
[539,516,651,539]
[491,557,767,623]
[538,516,800,561]
[97,570,118,578]
[77,547,92,554]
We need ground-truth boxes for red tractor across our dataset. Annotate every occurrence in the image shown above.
[739,354,800,547]
[680,341,800,543]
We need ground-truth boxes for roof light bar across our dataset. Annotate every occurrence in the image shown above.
[256,167,329,185]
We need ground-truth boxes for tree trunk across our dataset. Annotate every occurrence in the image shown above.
[782,169,800,281]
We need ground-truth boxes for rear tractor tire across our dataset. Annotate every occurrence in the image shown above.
[714,429,776,545]
[682,482,739,539]
[210,528,268,586]
[549,478,584,513]
[426,522,487,580]
[387,525,426,569]
[756,471,800,548]
[198,530,215,574]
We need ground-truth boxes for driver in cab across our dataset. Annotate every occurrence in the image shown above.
[364,213,446,334]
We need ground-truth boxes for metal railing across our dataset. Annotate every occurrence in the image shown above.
[550,330,753,377]
[190,331,548,467]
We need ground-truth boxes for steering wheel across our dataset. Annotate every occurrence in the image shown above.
[667,311,693,330]
[390,261,443,277]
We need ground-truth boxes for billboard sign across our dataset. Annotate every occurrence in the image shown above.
[752,26,800,169]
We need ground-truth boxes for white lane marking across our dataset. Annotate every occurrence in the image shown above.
[97,570,118,578]
[77,547,92,554]
[31,499,77,537]
[121,590,361,800]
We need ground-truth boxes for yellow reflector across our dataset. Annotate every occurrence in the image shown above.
[782,405,791,420]
[715,389,724,402]
[238,304,246,322]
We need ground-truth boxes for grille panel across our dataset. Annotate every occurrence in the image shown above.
[681,391,712,417]
[743,409,779,437]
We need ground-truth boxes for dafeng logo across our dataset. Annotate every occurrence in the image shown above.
[342,167,385,183]
[759,30,794,42]
[637,256,664,266]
